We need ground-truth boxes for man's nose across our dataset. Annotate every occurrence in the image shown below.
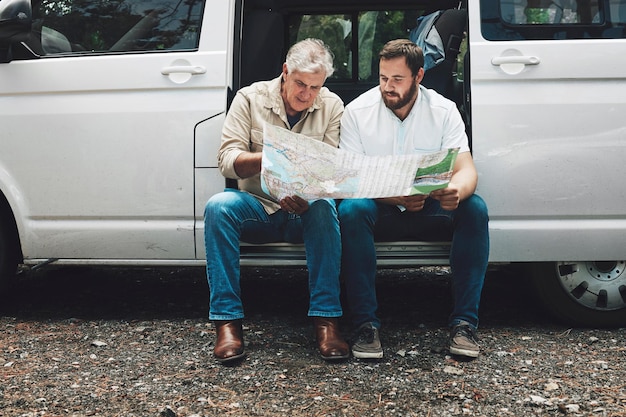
[301,88,313,99]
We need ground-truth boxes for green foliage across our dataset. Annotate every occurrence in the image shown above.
[289,9,425,82]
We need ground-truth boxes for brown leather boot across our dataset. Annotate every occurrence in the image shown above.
[313,317,350,361]
[213,320,245,363]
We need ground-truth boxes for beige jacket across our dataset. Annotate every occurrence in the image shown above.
[218,74,344,214]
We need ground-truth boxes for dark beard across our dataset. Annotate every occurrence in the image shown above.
[381,81,417,110]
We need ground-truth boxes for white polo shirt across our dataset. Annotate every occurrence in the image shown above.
[339,85,469,156]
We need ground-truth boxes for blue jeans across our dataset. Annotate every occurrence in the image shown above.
[338,195,489,330]
[204,189,343,321]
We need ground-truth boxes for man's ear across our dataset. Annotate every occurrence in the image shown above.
[416,67,425,84]
[282,63,289,81]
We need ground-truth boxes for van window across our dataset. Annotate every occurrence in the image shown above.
[482,0,626,40]
[288,9,425,83]
[18,0,205,58]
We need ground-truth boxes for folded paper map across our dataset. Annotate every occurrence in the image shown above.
[261,123,459,200]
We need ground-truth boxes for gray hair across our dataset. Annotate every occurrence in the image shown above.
[285,38,335,79]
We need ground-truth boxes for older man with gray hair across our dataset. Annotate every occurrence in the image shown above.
[204,38,349,364]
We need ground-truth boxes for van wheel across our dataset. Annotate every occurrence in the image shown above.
[0,218,19,294]
[530,262,626,327]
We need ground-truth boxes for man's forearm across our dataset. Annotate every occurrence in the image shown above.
[233,152,263,178]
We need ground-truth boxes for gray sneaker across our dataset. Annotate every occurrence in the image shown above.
[449,322,480,358]
[351,322,383,359]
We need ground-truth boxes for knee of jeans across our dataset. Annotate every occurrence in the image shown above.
[204,191,241,219]
[305,199,337,222]
[338,199,377,224]
[459,195,489,223]
[308,198,336,211]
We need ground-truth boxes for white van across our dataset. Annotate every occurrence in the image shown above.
[1,0,625,326]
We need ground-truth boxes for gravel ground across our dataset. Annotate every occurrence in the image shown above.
[1,265,626,417]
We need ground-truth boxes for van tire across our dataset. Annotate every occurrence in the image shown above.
[0,213,19,295]
[530,262,626,328]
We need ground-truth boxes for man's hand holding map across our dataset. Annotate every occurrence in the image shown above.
[261,123,459,201]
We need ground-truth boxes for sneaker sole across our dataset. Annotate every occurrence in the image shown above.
[449,346,479,358]
[352,349,384,359]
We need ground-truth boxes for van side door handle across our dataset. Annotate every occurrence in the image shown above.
[491,56,541,66]
[161,65,207,75]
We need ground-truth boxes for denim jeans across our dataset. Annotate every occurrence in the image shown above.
[338,195,489,330]
[204,188,343,321]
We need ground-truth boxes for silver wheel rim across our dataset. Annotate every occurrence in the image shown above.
[555,261,626,311]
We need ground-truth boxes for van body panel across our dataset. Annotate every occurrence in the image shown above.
[468,1,626,262]
[2,0,625,264]
[0,0,232,260]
